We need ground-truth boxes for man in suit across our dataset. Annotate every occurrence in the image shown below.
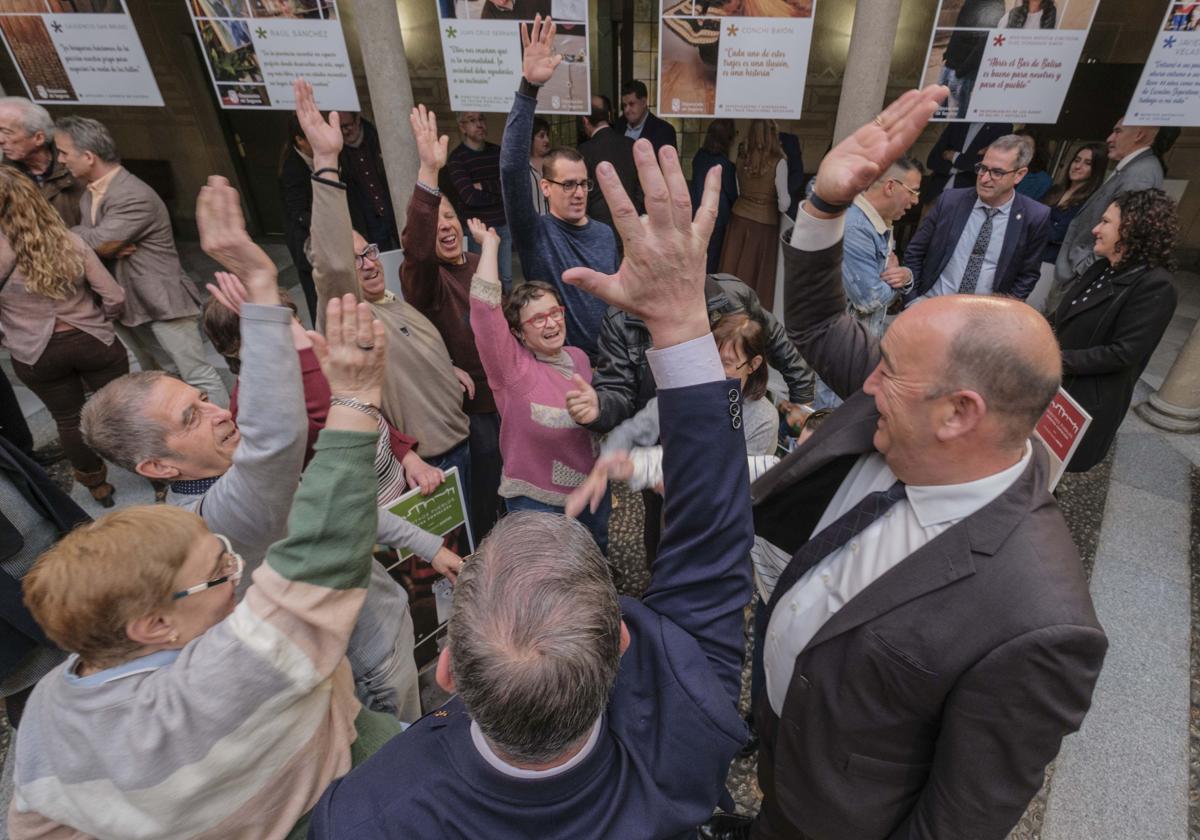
[0,97,84,226]
[615,79,677,154]
[745,85,1107,840]
[55,116,228,406]
[903,134,1051,302]
[579,93,642,228]
[923,121,1012,204]
[309,106,755,840]
[1050,116,1163,310]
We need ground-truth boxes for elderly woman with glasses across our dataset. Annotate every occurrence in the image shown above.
[9,297,404,840]
[465,218,607,553]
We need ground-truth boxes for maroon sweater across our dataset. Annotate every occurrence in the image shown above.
[400,185,496,414]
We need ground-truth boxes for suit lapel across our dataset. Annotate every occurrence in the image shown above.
[935,193,976,281]
[993,197,1024,289]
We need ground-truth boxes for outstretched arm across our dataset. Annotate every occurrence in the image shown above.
[467,219,531,391]
[401,105,451,311]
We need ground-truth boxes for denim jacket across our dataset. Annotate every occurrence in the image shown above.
[841,196,896,338]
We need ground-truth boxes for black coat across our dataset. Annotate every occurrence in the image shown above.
[1053,259,1178,472]
[578,125,643,228]
[614,111,678,155]
[278,147,313,276]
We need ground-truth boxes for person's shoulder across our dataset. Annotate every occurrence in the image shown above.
[1015,191,1050,222]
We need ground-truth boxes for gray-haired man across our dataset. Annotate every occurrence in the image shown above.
[0,97,84,225]
[55,115,228,406]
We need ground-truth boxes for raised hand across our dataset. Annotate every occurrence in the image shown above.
[565,452,634,518]
[564,373,598,425]
[562,142,720,349]
[521,15,562,86]
[293,78,342,168]
[196,176,278,305]
[466,218,499,249]
[206,271,249,315]
[410,104,448,186]
[811,85,947,210]
[307,293,386,407]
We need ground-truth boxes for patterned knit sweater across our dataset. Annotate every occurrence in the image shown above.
[469,273,597,506]
[8,429,381,840]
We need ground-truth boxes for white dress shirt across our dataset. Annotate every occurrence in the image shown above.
[924,192,1015,299]
[764,443,1032,715]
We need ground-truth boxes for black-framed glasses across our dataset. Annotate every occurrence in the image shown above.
[172,534,244,600]
[888,178,921,198]
[973,162,1024,180]
[544,177,593,194]
[355,243,380,268]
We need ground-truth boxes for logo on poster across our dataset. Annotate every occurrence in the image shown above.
[672,97,680,110]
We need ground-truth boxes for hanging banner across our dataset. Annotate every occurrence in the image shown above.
[436,0,590,114]
[187,0,358,110]
[0,0,163,106]
[919,0,1103,123]
[656,0,814,118]
[1126,2,1200,127]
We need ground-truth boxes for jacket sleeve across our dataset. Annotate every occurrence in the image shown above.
[398,184,444,314]
[76,236,124,321]
[500,92,541,257]
[1008,207,1052,301]
[376,508,446,561]
[784,212,882,400]
[889,625,1107,840]
[902,195,941,295]
[1060,275,1178,376]
[309,177,362,329]
[71,190,154,249]
[588,308,642,433]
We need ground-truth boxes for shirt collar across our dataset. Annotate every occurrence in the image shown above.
[86,165,122,195]
[170,475,221,496]
[852,194,890,235]
[469,716,603,779]
[905,440,1032,529]
[1115,146,1150,171]
[973,191,1015,216]
[64,649,181,687]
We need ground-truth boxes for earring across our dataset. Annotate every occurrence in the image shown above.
[168,631,180,644]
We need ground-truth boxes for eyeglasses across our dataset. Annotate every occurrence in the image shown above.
[354,243,380,268]
[544,178,593,194]
[723,357,753,371]
[522,306,566,329]
[172,534,244,600]
[973,162,1025,180]
[888,178,921,198]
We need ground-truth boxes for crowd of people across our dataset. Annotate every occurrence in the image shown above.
[0,11,1187,838]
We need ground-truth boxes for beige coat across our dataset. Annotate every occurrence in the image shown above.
[74,167,200,327]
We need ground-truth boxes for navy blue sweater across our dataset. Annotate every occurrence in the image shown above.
[500,91,618,360]
[308,377,754,839]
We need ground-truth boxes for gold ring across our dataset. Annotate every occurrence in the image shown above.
[873,114,886,129]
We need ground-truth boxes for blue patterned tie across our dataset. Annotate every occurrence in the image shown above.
[764,479,907,623]
[959,207,999,295]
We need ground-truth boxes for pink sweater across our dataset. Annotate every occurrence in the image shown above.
[469,275,597,506]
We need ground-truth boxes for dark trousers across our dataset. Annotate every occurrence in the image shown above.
[467,411,502,544]
[0,370,33,454]
[10,330,128,474]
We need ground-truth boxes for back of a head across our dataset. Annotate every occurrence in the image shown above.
[587,97,610,126]
[82,372,174,473]
[449,512,621,765]
[0,96,53,142]
[702,119,736,156]
[55,115,119,163]
[0,166,80,299]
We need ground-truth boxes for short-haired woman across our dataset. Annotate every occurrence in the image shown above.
[0,167,127,506]
[466,219,606,551]
[1052,188,1179,471]
[691,118,738,273]
[10,299,403,839]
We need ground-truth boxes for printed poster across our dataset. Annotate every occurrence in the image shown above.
[919,0,1103,123]
[1033,387,1092,490]
[0,0,163,106]
[657,0,814,118]
[1126,2,1200,127]
[187,0,358,110]
[385,466,474,563]
[437,0,590,114]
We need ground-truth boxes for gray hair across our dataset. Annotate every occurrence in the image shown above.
[81,372,175,473]
[54,115,119,163]
[449,511,621,765]
[988,134,1033,170]
[0,97,54,142]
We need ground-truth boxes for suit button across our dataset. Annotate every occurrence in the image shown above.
[728,388,739,402]
[730,403,741,417]
[732,415,742,430]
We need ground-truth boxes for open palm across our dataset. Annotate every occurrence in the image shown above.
[521,15,562,86]
[409,104,448,171]
[292,78,342,159]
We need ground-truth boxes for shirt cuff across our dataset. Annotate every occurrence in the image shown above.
[646,333,724,389]
[789,204,846,252]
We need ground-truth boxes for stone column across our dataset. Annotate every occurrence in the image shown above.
[1137,319,1200,432]
[353,0,419,224]
[832,0,905,144]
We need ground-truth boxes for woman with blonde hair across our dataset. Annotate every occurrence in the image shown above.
[718,119,788,306]
[0,167,126,505]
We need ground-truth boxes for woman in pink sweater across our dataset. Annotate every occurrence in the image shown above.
[466,219,607,553]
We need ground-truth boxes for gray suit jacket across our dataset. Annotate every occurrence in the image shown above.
[75,168,200,327]
[1054,149,1164,284]
[749,231,1107,840]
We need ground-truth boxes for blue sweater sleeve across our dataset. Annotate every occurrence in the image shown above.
[500,91,541,260]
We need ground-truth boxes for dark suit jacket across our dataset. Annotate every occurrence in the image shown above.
[1053,259,1177,472]
[903,187,1051,301]
[578,125,643,228]
[748,235,1107,840]
[310,377,754,839]
[924,122,1012,201]
[614,111,677,155]
[278,147,313,279]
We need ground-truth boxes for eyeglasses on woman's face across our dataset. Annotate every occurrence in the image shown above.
[172,534,244,600]
[522,305,567,329]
